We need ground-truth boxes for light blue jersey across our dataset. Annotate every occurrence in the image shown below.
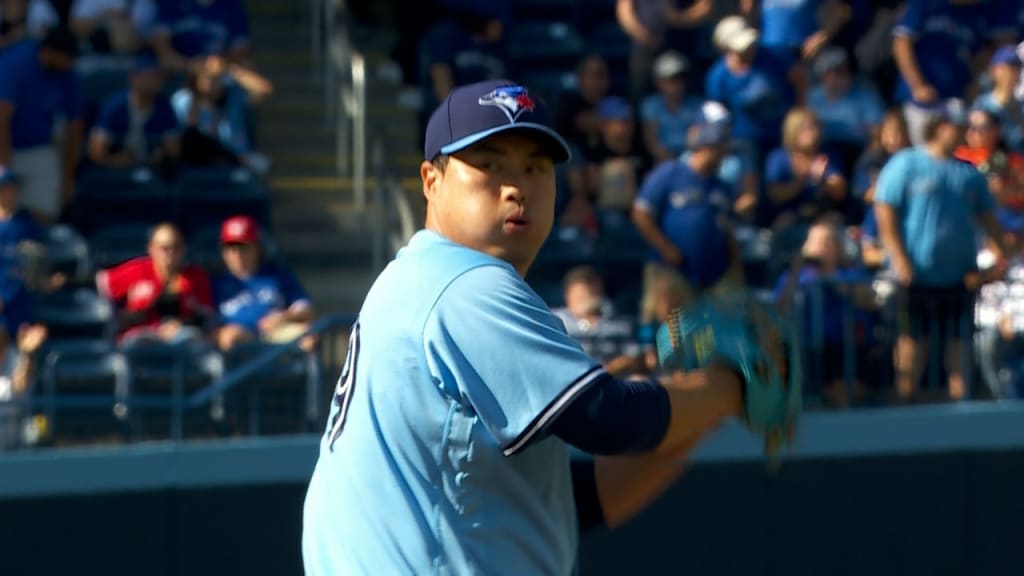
[302,230,605,575]
[874,147,995,287]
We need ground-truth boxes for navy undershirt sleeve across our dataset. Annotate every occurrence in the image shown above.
[570,458,604,532]
[550,374,671,455]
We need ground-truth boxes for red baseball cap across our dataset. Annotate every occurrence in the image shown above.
[221,215,260,244]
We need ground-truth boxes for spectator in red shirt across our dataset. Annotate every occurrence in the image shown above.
[96,222,214,346]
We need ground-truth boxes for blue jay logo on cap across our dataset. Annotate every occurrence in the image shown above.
[478,85,535,123]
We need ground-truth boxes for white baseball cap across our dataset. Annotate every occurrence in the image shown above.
[723,26,759,53]
[653,51,689,79]
[713,16,749,50]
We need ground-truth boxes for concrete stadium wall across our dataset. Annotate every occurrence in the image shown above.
[2,405,1023,576]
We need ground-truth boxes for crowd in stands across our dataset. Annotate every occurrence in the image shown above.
[0,0,321,449]
[400,0,1024,408]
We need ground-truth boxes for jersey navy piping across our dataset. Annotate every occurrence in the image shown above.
[418,259,607,457]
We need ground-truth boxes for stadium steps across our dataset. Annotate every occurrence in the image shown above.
[247,0,421,315]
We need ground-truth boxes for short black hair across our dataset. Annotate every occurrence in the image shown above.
[41,26,79,58]
[431,154,449,173]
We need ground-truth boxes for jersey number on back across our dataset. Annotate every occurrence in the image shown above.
[328,321,360,451]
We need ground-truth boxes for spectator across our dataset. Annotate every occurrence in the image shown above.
[852,109,912,268]
[891,0,973,145]
[763,107,848,229]
[875,110,1009,402]
[151,0,252,71]
[632,118,743,318]
[96,222,214,347]
[741,0,853,65]
[636,262,687,374]
[616,0,714,101]
[555,54,611,163]
[806,46,885,170]
[775,219,877,408]
[975,202,1024,399]
[557,54,610,162]
[421,4,505,108]
[0,0,57,50]
[172,55,267,173]
[955,108,1024,207]
[70,0,149,54]
[551,265,644,378]
[0,321,46,451]
[705,17,797,165]
[0,168,53,347]
[87,52,180,171]
[212,215,316,352]
[640,50,701,163]
[0,27,84,225]
[588,96,650,223]
[973,45,1024,153]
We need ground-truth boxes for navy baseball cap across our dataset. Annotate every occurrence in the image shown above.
[424,80,571,163]
[991,45,1022,67]
[690,123,730,149]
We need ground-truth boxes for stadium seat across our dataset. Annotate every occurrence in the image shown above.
[122,341,225,441]
[506,21,586,73]
[221,342,322,435]
[508,0,577,25]
[73,167,174,236]
[88,222,152,270]
[75,55,133,130]
[586,22,631,93]
[577,0,617,34]
[174,167,272,234]
[36,339,130,445]
[33,287,115,342]
[46,225,92,284]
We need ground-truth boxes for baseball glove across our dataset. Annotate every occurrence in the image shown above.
[655,293,802,458]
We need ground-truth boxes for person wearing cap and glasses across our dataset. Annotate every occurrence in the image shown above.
[212,215,315,352]
[0,26,84,226]
[875,106,1011,403]
[640,50,702,163]
[972,45,1024,154]
[302,79,748,575]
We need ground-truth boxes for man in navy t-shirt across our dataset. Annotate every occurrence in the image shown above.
[87,53,180,169]
[212,215,315,351]
[632,119,742,320]
[0,28,83,225]
[152,0,250,70]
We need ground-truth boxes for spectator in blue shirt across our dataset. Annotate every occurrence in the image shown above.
[0,28,83,225]
[806,46,885,169]
[763,107,848,229]
[213,215,316,352]
[706,18,800,163]
[875,109,1009,402]
[87,53,180,170]
[892,0,974,146]
[632,119,743,314]
[973,45,1024,153]
[640,50,702,163]
[742,0,853,66]
[152,0,250,70]
[0,169,46,349]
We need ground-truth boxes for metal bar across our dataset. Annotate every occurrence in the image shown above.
[352,52,367,210]
[371,138,384,273]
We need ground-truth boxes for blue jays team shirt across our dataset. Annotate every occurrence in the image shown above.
[806,80,885,146]
[0,210,43,335]
[0,39,81,151]
[874,147,995,287]
[154,0,250,59]
[213,263,310,333]
[303,230,604,575]
[91,90,179,158]
[635,159,734,289]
